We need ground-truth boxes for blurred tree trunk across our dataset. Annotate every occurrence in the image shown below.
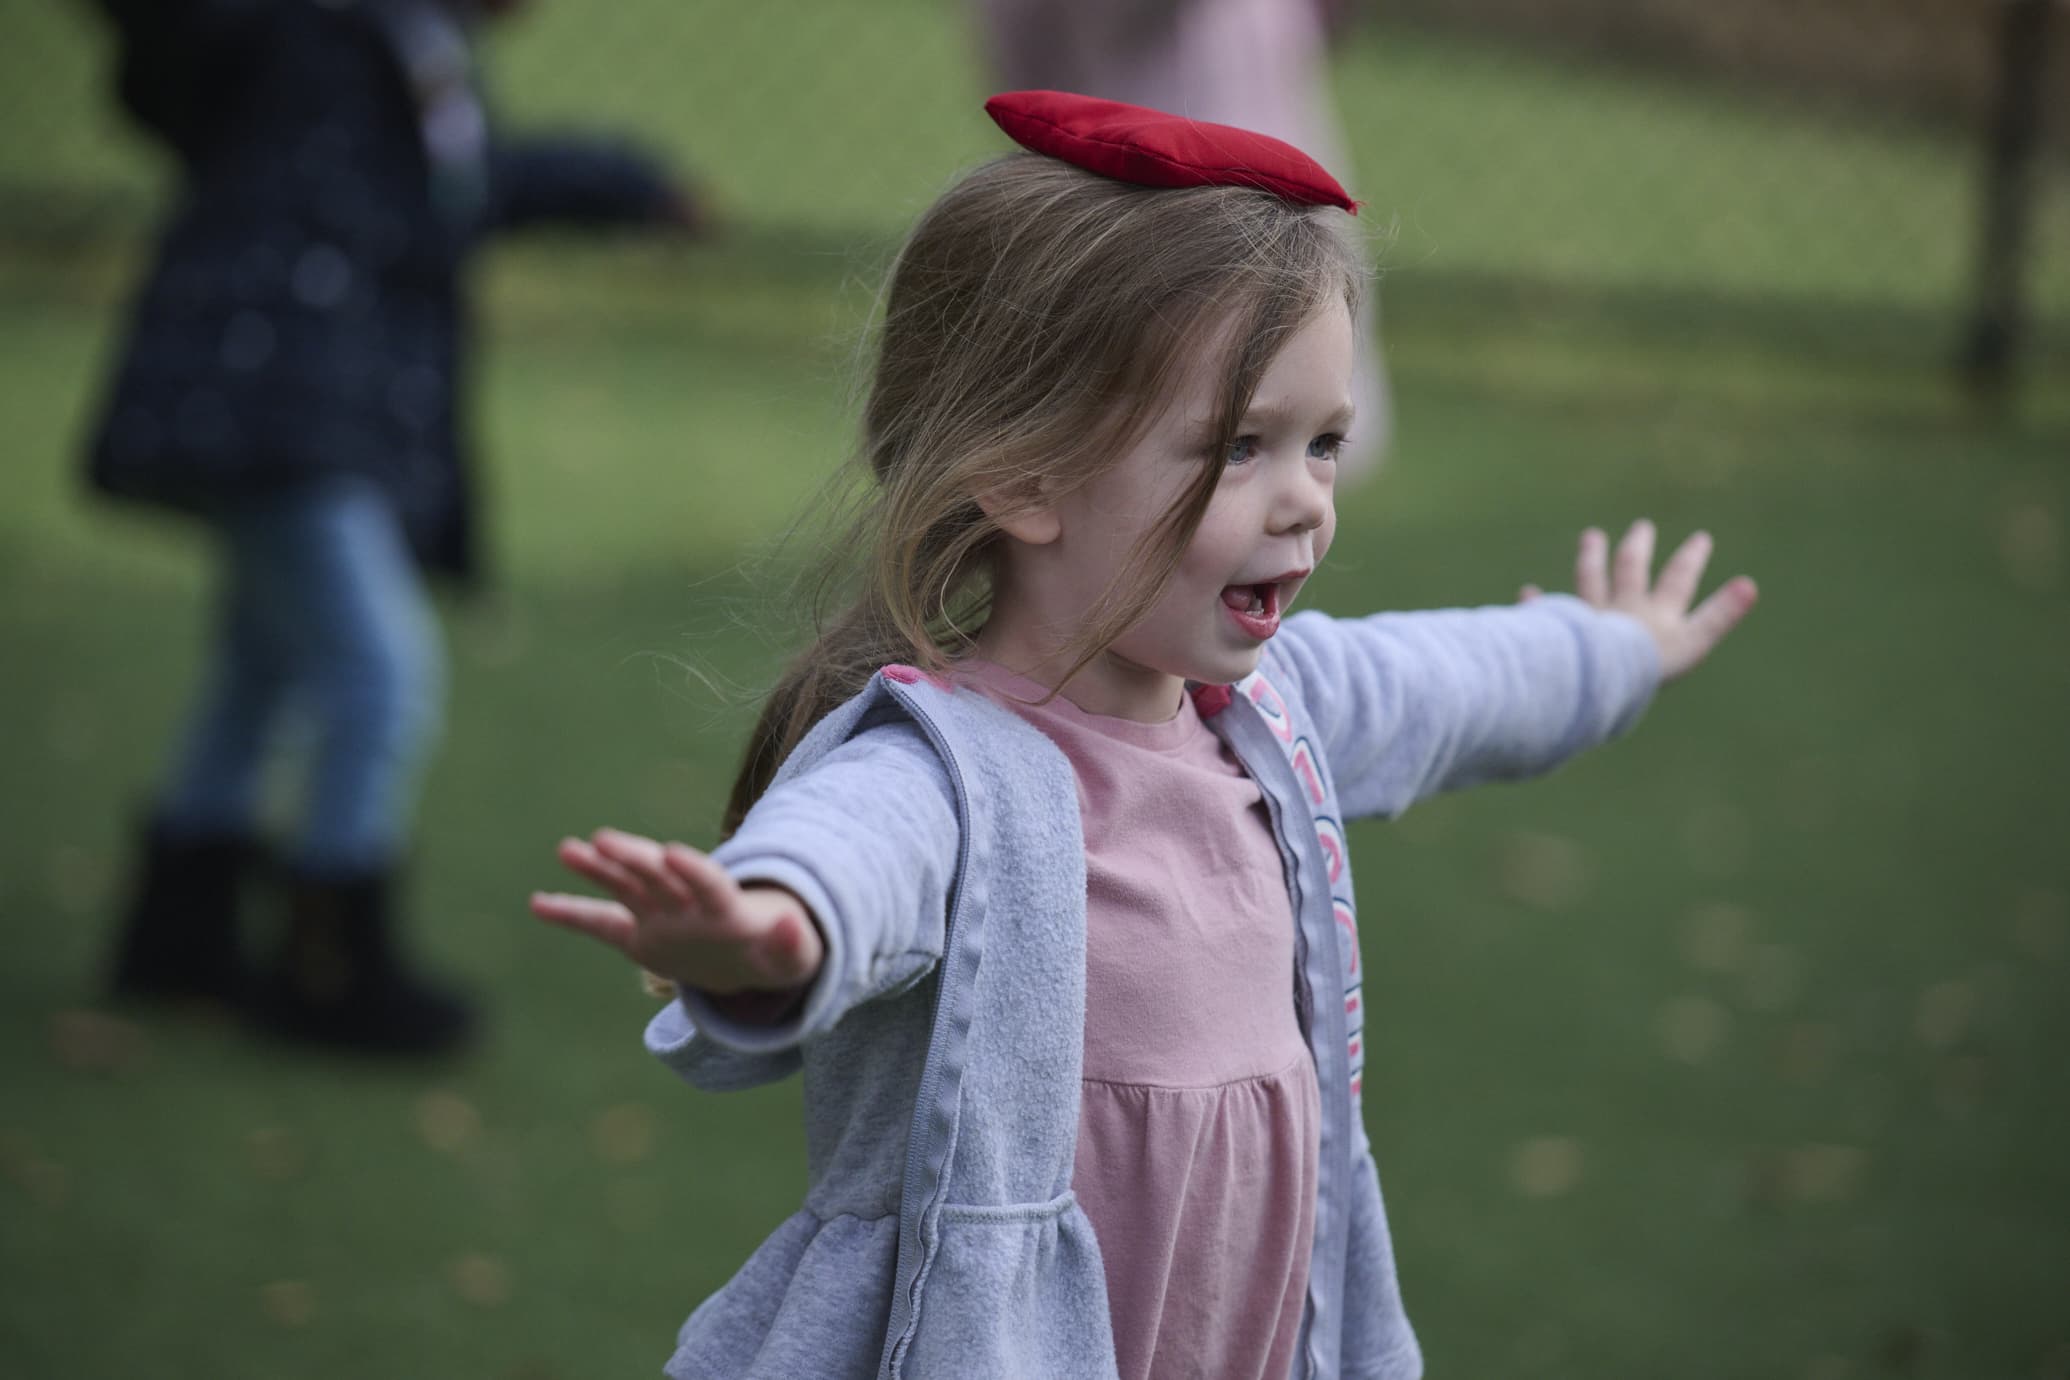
[1958,0,2053,401]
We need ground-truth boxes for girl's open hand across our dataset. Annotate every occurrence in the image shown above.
[530,828,824,995]
[1522,519,1758,680]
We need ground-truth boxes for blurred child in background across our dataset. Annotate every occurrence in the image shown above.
[90,0,702,1055]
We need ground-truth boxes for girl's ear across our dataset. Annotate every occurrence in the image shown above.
[974,488,1062,546]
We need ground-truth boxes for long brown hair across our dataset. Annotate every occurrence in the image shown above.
[723,154,1364,835]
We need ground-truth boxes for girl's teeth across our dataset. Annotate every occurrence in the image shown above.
[1222,584,1276,617]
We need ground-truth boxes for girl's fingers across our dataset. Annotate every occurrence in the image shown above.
[529,891,638,952]
[663,844,743,923]
[1518,583,1543,603]
[1653,530,1713,612]
[1683,575,1760,657]
[1613,519,1656,602]
[1575,528,1610,606]
[755,909,825,987]
[557,837,653,907]
[592,828,695,908]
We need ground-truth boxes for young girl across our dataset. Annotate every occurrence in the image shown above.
[532,92,1756,1380]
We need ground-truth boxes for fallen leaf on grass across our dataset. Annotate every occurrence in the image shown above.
[49,1008,147,1075]
[1782,1144,1865,1203]
[415,1090,481,1155]
[1498,833,1591,912]
[46,704,100,766]
[247,1127,308,1181]
[1913,980,1974,1052]
[1932,1055,1992,1115]
[608,1177,661,1236]
[48,847,108,917]
[1775,1022,1834,1086]
[1998,500,2061,592]
[457,602,533,669]
[1681,799,1752,879]
[1744,1144,1866,1208]
[1508,1136,1584,1198]
[1742,944,1804,1011]
[0,1132,68,1207]
[261,1280,315,1328]
[1658,994,1730,1064]
[593,1102,656,1166]
[2013,888,2067,961]
[1875,1322,1928,1373]
[450,1252,511,1308]
[1682,901,1754,974]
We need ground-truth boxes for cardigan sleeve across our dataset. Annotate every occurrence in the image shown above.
[1269,594,1662,821]
[646,717,961,1077]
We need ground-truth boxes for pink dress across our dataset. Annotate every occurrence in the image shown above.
[961,662,1320,1380]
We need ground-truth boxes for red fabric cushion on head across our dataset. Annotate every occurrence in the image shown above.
[984,89,1357,214]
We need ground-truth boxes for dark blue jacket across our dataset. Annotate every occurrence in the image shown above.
[85,0,679,578]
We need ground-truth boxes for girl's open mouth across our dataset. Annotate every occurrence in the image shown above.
[1220,580,1282,640]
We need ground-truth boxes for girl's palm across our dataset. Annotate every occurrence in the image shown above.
[530,828,823,994]
[1527,519,1757,680]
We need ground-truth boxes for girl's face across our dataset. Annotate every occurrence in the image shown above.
[985,299,1354,721]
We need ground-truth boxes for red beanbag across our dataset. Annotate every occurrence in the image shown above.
[984,89,1357,214]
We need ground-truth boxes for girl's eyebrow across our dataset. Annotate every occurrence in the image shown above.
[1219,400,1359,432]
[1179,401,1357,450]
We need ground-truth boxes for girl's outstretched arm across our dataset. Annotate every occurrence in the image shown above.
[537,718,962,1055]
[532,830,824,1001]
[1273,520,1756,819]
[486,138,698,235]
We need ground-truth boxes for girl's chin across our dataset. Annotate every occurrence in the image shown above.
[1178,645,1266,689]
[1102,638,1264,694]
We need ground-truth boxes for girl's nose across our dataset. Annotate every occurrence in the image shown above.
[1273,462,1334,535]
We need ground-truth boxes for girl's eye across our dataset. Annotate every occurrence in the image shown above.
[1307,433,1346,462]
[1223,436,1260,466]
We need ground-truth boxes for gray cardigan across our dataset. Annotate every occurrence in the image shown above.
[645,597,1661,1379]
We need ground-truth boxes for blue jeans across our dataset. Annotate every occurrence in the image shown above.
[158,478,445,876]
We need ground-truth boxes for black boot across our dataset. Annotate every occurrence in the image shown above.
[108,820,261,1008]
[254,868,477,1056]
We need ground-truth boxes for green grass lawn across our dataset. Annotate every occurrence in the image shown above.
[3,11,2069,1380]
